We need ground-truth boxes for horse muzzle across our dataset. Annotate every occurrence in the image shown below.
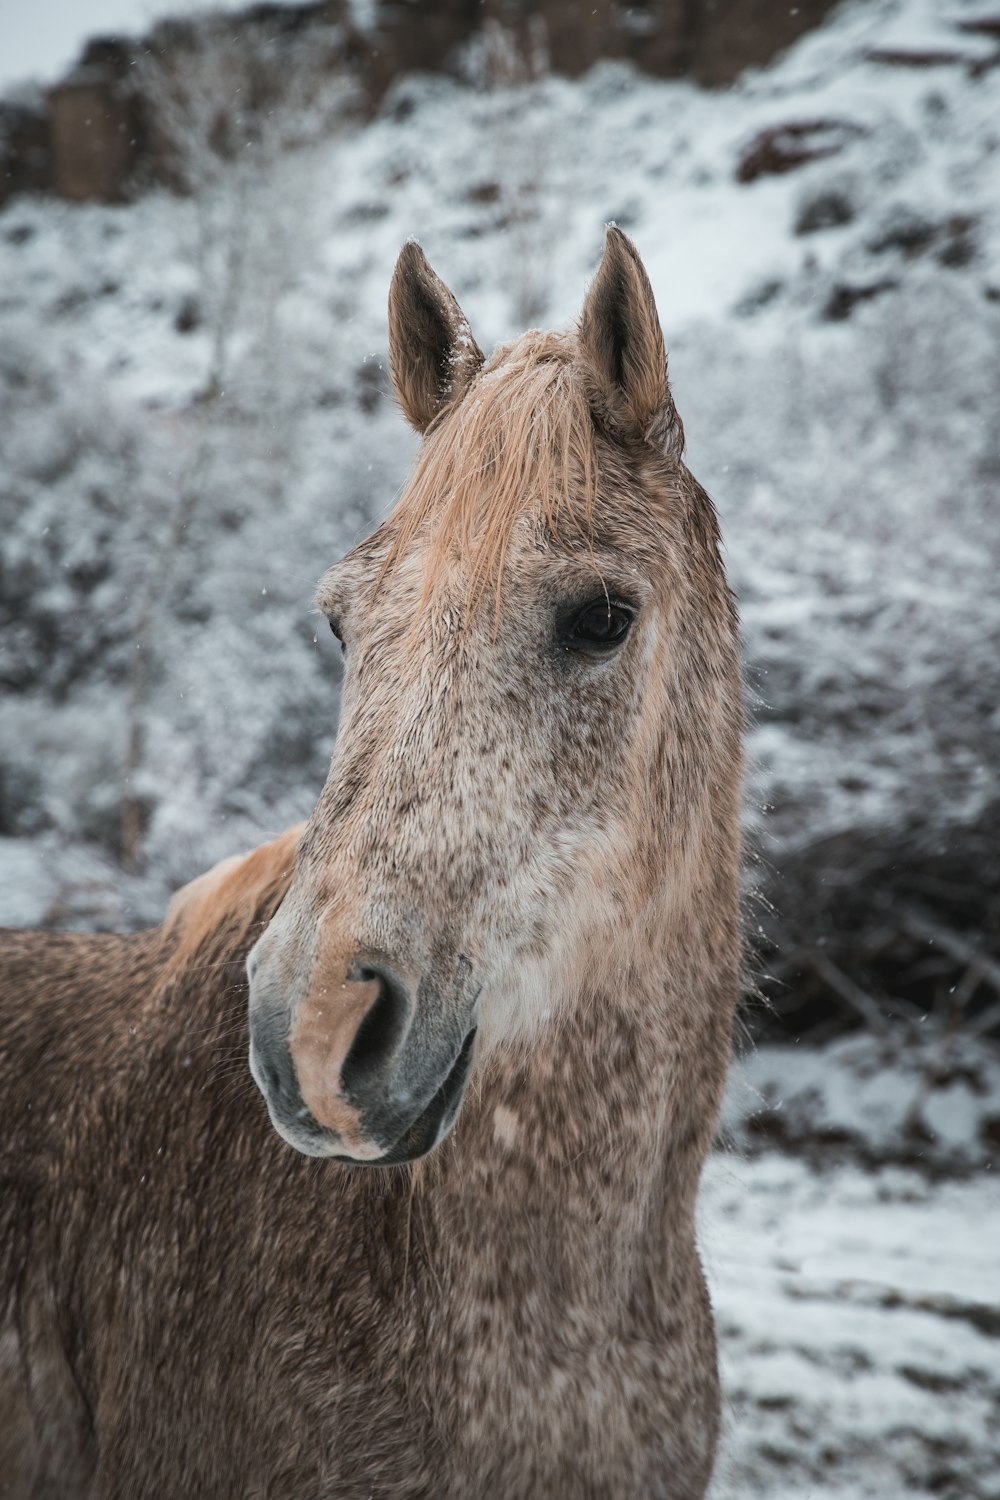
[247,946,478,1164]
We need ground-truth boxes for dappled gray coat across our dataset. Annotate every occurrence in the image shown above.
[0,228,744,1498]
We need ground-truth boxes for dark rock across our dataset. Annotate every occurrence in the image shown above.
[867,209,978,267]
[467,180,501,205]
[0,99,51,205]
[174,296,201,334]
[795,187,855,234]
[4,222,36,245]
[733,279,784,317]
[822,279,897,321]
[865,47,968,68]
[737,120,866,185]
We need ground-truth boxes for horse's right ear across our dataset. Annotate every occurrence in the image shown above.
[388,242,485,433]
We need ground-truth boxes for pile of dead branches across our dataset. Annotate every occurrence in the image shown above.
[748,799,1000,1045]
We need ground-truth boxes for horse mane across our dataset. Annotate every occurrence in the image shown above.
[160,825,303,975]
[380,330,599,612]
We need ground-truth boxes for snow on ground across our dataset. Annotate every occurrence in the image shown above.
[1,0,998,1491]
[705,1145,1000,1499]
[701,1034,1000,1497]
[700,1035,1000,1497]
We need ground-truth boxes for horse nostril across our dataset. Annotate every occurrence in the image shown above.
[340,964,411,1095]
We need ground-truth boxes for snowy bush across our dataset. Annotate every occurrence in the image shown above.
[1,0,998,1040]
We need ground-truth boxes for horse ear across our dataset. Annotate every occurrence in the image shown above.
[578,225,683,455]
[388,241,485,433]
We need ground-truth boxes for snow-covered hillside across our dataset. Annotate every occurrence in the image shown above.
[1,2,998,1492]
[2,0,998,954]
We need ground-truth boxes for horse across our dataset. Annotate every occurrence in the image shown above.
[0,227,744,1498]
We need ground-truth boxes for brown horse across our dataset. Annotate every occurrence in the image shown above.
[0,227,743,1498]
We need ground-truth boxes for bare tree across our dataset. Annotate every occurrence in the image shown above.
[464,18,557,327]
[139,16,357,398]
[120,16,357,868]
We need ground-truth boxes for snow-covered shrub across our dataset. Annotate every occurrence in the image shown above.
[1,0,997,1039]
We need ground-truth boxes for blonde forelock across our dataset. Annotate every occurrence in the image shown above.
[377,331,598,617]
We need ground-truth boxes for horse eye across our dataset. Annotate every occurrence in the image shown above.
[564,600,634,652]
[329,619,346,656]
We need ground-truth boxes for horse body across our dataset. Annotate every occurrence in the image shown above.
[1,848,722,1497]
[1,229,743,1497]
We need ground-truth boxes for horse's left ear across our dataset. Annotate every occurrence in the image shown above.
[388,241,485,433]
[579,226,684,456]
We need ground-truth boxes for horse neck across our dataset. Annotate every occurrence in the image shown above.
[421,920,735,1324]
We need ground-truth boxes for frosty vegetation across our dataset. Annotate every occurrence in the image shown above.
[0,2,998,1489]
[2,0,996,1039]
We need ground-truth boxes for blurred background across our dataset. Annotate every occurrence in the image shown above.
[1,1,998,1494]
